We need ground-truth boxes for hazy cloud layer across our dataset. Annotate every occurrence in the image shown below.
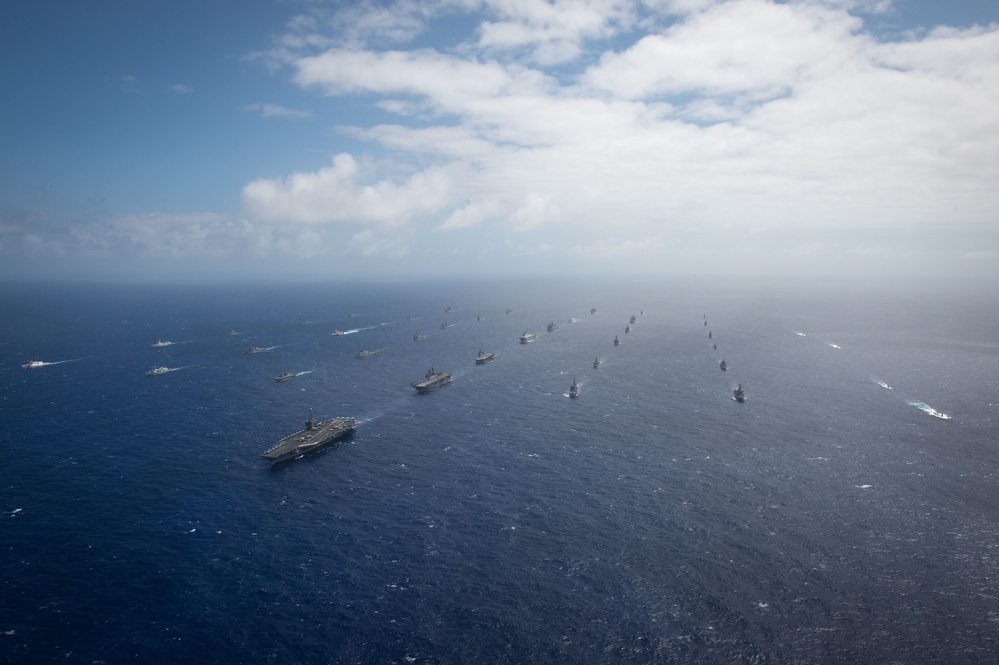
[243,103,312,118]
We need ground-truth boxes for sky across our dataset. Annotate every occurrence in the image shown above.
[1,0,998,282]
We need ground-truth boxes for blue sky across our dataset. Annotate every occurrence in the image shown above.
[2,0,998,281]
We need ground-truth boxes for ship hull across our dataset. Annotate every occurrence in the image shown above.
[413,374,452,393]
[262,416,356,465]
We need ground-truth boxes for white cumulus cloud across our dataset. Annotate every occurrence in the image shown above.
[241,153,455,227]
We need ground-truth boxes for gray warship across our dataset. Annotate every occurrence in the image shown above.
[261,410,356,465]
[413,368,451,394]
[475,350,495,364]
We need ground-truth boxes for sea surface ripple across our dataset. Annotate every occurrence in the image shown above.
[2,278,998,664]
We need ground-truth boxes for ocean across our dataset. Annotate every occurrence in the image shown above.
[2,277,997,664]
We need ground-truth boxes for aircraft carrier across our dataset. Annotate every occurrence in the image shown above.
[412,368,451,394]
[261,411,356,465]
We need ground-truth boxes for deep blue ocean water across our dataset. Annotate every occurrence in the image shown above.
[2,277,998,664]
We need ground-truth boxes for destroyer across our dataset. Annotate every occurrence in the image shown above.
[569,378,580,398]
[719,359,727,371]
[22,359,47,369]
[150,339,174,348]
[261,410,356,465]
[733,384,745,403]
[475,350,495,364]
[146,366,172,376]
[520,331,535,344]
[413,368,451,394]
[275,372,295,382]
[245,346,267,354]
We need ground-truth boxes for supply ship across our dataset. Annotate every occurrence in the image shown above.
[261,410,356,465]
[413,368,451,394]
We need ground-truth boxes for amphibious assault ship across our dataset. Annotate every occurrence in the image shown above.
[261,410,356,465]
[413,368,451,394]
